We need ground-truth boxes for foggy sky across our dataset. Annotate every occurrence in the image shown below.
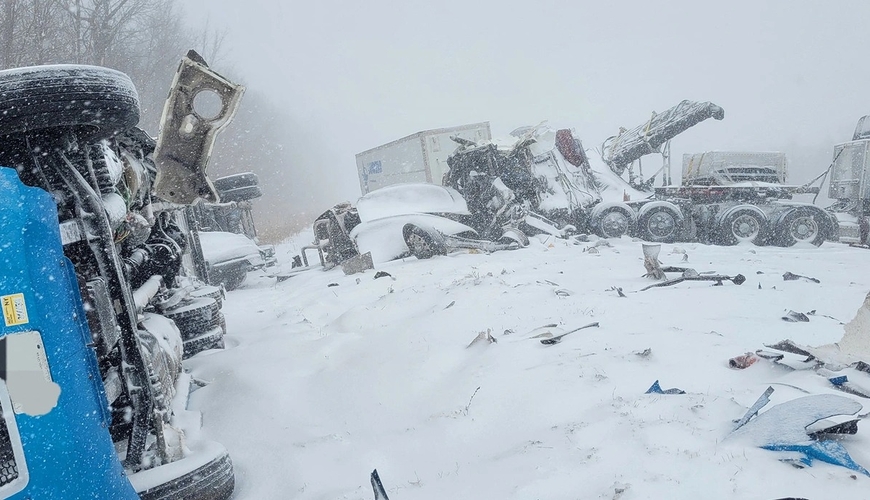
[184,0,870,211]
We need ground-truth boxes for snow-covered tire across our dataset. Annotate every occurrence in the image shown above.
[403,224,446,259]
[189,285,224,309]
[213,172,258,191]
[715,205,769,246]
[773,206,829,247]
[216,268,248,291]
[135,444,234,500]
[218,185,262,203]
[0,65,139,141]
[589,202,635,238]
[636,201,683,243]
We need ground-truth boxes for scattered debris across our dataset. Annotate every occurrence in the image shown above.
[781,310,810,323]
[642,244,666,280]
[467,329,498,348]
[371,469,389,500]
[502,329,514,336]
[639,272,745,291]
[755,350,785,362]
[808,419,860,440]
[327,283,339,287]
[444,301,455,309]
[554,289,573,297]
[374,271,392,280]
[730,390,869,476]
[586,247,599,255]
[607,286,626,298]
[729,352,758,369]
[645,380,686,395]
[540,322,599,345]
[341,252,374,275]
[806,310,844,324]
[733,387,775,431]
[783,272,821,284]
[634,348,652,358]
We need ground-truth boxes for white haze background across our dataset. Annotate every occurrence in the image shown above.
[184,0,870,217]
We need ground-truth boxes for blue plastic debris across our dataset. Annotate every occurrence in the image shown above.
[730,393,868,476]
[645,380,686,395]
[829,375,849,386]
[762,441,870,476]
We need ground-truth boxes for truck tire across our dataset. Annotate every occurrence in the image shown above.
[590,202,635,238]
[136,445,234,500]
[716,205,769,246]
[403,223,446,259]
[774,207,828,247]
[220,269,248,291]
[0,65,139,141]
[213,172,259,191]
[218,185,262,203]
[637,202,683,243]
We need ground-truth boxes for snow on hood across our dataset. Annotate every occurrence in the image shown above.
[356,183,470,223]
[198,231,262,264]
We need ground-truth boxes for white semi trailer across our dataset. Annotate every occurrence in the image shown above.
[355,122,491,194]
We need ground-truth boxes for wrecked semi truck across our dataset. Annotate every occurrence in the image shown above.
[355,122,491,194]
[825,115,870,245]
[0,52,240,498]
[618,151,837,246]
[598,100,836,246]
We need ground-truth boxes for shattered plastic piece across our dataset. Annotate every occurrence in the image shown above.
[782,272,820,284]
[808,419,860,439]
[732,386,774,431]
[635,348,652,358]
[371,469,390,500]
[554,289,573,297]
[729,352,758,369]
[857,361,870,374]
[327,283,339,288]
[755,350,785,362]
[607,286,626,298]
[762,441,870,476]
[781,310,810,323]
[731,393,868,475]
[373,271,392,280]
[645,380,686,395]
[642,244,666,280]
[467,329,498,348]
[540,322,599,345]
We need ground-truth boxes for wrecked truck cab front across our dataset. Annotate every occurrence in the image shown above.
[153,50,245,205]
[198,231,265,290]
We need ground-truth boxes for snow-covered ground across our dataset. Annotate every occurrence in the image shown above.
[184,235,870,499]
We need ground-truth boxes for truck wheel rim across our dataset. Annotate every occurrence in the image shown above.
[647,211,676,238]
[789,215,818,241]
[601,211,629,237]
[407,231,433,256]
[731,214,760,240]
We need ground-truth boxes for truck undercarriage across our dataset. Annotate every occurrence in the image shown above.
[0,52,242,499]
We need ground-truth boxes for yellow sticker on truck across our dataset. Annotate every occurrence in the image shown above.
[2,294,29,327]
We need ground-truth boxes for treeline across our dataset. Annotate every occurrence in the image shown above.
[0,0,313,240]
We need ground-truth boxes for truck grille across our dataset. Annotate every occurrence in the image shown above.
[0,399,19,488]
